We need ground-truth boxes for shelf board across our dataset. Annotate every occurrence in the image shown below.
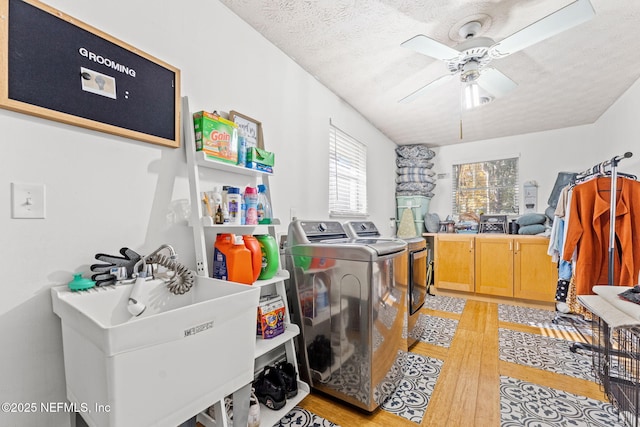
[196,383,310,427]
[195,151,272,176]
[259,382,310,427]
[195,217,282,228]
[254,323,299,359]
[253,270,290,288]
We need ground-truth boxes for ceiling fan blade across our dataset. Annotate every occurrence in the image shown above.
[476,67,517,99]
[401,34,460,61]
[399,74,454,104]
[488,0,595,59]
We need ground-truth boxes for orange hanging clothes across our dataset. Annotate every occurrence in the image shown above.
[562,176,640,295]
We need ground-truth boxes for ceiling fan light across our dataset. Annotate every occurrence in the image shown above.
[464,81,480,109]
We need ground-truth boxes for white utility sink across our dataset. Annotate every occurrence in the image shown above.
[51,276,260,427]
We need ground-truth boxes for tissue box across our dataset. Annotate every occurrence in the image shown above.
[256,295,285,339]
[193,111,238,164]
[247,147,275,167]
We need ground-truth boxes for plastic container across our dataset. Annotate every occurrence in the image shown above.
[210,187,223,224]
[237,128,247,167]
[243,235,262,282]
[227,187,242,225]
[244,186,259,225]
[257,184,272,224]
[313,275,329,313]
[221,186,230,223]
[213,233,234,280]
[256,234,279,280]
[228,235,254,284]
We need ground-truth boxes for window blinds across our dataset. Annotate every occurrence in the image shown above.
[329,123,367,216]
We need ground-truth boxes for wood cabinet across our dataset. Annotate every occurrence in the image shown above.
[434,234,475,292]
[475,236,514,297]
[433,233,557,302]
[513,237,558,301]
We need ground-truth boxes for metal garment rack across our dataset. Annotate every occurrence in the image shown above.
[562,151,634,353]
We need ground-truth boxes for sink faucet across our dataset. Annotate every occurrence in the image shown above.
[127,257,148,317]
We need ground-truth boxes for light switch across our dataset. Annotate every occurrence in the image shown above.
[11,183,46,219]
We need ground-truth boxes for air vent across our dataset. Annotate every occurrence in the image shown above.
[437,173,449,179]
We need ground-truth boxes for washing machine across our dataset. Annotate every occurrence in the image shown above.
[344,221,428,349]
[284,220,407,411]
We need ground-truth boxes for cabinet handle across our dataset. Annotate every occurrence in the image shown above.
[515,242,520,252]
[509,241,513,251]
[470,239,474,251]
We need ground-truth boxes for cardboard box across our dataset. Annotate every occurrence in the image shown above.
[256,295,285,339]
[247,147,275,167]
[193,111,238,164]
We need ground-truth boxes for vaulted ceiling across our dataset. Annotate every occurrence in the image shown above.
[218,0,640,146]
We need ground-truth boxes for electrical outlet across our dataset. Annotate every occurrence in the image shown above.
[11,183,46,219]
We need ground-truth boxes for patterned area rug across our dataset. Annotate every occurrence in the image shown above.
[498,304,592,336]
[500,376,623,427]
[416,314,458,348]
[381,352,444,424]
[499,328,595,380]
[423,294,466,314]
[275,407,341,427]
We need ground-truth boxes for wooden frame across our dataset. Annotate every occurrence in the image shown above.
[0,0,181,148]
[228,110,264,149]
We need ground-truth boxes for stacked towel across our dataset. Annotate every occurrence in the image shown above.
[395,144,436,198]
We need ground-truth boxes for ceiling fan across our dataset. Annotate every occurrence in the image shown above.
[399,0,595,108]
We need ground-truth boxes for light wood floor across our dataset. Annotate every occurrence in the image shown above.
[297,294,607,427]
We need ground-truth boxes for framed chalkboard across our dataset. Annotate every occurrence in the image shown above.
[0,0,181,148]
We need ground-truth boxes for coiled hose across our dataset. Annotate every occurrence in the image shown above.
[150,253,195,295]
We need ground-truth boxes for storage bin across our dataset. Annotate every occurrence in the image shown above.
[396,195,431,224]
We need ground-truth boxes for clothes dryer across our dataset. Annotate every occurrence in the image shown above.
[344,221,427,349]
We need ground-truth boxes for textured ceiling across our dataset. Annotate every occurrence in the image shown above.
[218,0,640,147]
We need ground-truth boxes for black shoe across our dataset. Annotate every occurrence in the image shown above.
[253,366,286,410]
[276,361,298,399]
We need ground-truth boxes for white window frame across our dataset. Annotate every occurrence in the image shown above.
[329,122,367,217]
[452,156,520,215]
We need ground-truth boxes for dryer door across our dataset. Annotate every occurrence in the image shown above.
[409,246,428,315]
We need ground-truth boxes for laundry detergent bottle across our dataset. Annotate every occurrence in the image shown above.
[243,235,262,282]
[227,235,254,285]
[213,233,234,280]
[256,234,279,280]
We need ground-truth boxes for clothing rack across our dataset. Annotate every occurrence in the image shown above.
[556,152,633,353]
[575,152,633,287]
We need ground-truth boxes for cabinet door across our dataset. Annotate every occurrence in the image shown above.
[513,237,558,301]
[435,235,475,292]
[475,237,514,297]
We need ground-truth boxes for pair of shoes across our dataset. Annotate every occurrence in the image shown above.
[275,361,298,398]
[253,366,286,410]
[248,388,261,427]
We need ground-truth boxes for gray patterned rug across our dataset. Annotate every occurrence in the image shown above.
[500,376,623,427]
[498,304,592,336]
[423,294,466,314]
[275,407,340,426]
[416,314,458,348]
[499,328,595,380]
[381,352,444,424]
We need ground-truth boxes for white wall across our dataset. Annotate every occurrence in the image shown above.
[429,78,640,219]
[0,1,397,426]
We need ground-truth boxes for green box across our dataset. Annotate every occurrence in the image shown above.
[193,111,238,164]
[247,147,275,167]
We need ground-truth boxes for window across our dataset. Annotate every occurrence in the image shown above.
[329,122,367,216]
[452,157,519,215]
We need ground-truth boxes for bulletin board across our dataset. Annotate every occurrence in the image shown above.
[0,0,181,148]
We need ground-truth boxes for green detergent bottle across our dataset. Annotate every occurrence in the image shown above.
[255,234,279,280]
